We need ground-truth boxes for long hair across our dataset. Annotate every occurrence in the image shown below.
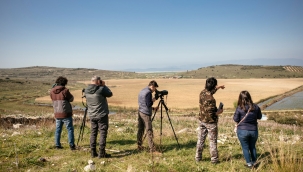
[205,77,217,92]
[237,90,255,111]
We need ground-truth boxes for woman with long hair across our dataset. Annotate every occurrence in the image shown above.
[233,91,262,169]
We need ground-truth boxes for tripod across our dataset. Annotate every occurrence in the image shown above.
[77,91,88,146]
[152,96,180,148]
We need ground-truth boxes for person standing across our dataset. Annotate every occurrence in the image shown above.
[137,80,160,153]
[233,91,262,169]
[195,77,225,163]
[85,76,113,158]
[50,76,76,150]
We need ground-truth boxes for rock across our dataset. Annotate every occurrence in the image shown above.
[13,123,23,129]
[84,160,96,171]
[116,128,124,132]
[11,132,21,136]
[177,128,191,134]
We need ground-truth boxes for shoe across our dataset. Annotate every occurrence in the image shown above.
[98,149,111,158]
[55,146,63,149]
[91,148,98,158]
[98,153,111,158]
[244,164,253,169]
[70,145,76,150]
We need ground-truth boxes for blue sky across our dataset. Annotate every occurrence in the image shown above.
[0,0,302,71]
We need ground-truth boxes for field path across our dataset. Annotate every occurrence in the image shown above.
[35,78,303,109]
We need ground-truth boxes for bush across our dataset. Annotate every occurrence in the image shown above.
[267,112,303,126]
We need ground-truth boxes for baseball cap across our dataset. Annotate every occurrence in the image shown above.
[91,76,101,81]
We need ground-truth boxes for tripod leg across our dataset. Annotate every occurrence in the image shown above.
[77,108,87,146]
[162,103,180,148]
[160,101,163,146]
[151,100,161,121]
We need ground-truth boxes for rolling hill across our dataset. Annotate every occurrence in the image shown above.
[178,65,303,79]
[0,65,303,82]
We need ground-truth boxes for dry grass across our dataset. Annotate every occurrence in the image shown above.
[35,78,303,109]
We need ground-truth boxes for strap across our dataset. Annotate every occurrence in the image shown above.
[236,109,251,126]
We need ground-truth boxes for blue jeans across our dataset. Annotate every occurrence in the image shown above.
[237,129,258,165]
[55,116,75,147]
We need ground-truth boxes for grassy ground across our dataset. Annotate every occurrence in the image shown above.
[1,111,302,172]
[1,77,303,171]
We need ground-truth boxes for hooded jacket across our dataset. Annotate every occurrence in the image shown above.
[85,84,113,118]
[50,85,74,119]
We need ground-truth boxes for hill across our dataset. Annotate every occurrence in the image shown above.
[0,65,303,82]
[179,65,303,79]
[0,66,146,82]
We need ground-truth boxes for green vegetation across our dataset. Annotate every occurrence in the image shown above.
[1,112,302,171]
[267,111,303,126]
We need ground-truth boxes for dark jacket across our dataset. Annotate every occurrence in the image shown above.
[138,86,153,116]
[199,88,218,123]
[85,84,113,118]
[233,104,262,131]
[50,85,74,119]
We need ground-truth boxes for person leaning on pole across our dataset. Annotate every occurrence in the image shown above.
[85,76,113,158]
[50,76,76,150]
[195,77,225,164]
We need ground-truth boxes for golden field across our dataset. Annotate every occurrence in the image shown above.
[35,78,303,109]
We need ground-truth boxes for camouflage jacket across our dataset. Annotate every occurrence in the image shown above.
[199,88,218,123]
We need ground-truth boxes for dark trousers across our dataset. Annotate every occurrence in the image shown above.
[90,115,109,150]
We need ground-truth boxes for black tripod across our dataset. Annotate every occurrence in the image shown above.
[152,96,180,148]
[77,90,88,146]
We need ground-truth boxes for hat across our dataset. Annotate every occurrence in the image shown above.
[91,76,101,81]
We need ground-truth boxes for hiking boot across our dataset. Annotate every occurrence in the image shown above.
[91,148,98,158]
[70,145,76,150]
[98,149,111,158]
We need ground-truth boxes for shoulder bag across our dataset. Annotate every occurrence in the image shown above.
[234,109,251,133]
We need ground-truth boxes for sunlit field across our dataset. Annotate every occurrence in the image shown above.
[35,78,303,109]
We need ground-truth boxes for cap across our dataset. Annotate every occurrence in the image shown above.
[91,76,101,81]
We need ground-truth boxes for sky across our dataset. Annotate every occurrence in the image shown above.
[0,0,303,71]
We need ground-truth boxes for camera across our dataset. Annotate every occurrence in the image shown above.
[155,89,168,100]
